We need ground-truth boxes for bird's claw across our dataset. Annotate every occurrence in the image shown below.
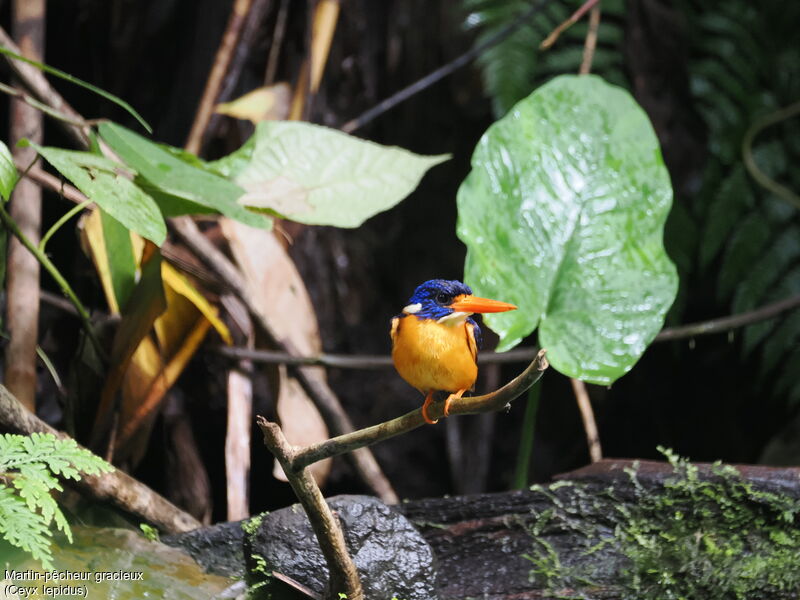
[422,392,438,424]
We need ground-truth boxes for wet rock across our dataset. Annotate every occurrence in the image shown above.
[163,519,246,578]
[244,494,439,600]
[6,526,235,600]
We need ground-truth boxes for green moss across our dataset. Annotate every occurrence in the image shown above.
[241,513,271,599]
[241,512,265,535]
[524,448,800,599]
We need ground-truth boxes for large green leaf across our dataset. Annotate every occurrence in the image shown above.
[457,75,678,384]
[28,143,166,245]
[0,140,18,202]
[210,121,449,228]
[97,122,269,229]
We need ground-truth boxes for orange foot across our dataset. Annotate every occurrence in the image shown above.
[443,388,467,417]
[421,391,438,424]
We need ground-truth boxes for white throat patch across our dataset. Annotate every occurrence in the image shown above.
[402,303,422,314]
[437,311,472,326]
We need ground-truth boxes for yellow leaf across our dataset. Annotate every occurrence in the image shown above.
[117,318,212,452]
[160,263,232,346]
[215,83,291,123]
[80,209,120,313]
[82,208,232,458]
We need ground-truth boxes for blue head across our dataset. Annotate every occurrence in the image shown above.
[403,279,474,321]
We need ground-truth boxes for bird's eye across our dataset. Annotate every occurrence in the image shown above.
[435,292,450,305]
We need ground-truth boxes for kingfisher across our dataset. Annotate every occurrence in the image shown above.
[391,279,517,424]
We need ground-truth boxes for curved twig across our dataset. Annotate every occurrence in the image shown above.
[741,100,800,211]
[290,349,548,471]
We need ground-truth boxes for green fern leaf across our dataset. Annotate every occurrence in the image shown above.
[0,485,54,569]
[0,433,113,568]
[464,0,626,118]
[685,0,800,413]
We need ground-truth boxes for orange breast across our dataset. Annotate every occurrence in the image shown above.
[391,316,478,393]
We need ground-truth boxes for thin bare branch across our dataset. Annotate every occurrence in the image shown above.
[340,0,553,133]
[265,0,290,85]
[578,3,601,75]
[257,417,363,600]
[292,350,549,471]
[212,292,800,369]
[655,292,800,342]
[570,378,602,462]
[185,0,255,155]
[540,0,600,50]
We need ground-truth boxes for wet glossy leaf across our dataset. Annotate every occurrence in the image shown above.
[210,121,449,227]
[0,140,18,201]
[457,75,678,384]
[98,122,269,229]
[29,143,166,245]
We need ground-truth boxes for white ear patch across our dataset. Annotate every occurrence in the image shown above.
[403,303,422,314]
[437,311,471,326]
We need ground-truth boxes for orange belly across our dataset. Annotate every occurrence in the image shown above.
[391,316,478,393]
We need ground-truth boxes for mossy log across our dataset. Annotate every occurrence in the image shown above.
[400,456,800,600]
[166,456,800,599]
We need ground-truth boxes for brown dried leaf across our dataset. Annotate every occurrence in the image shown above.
[220,218,332,485]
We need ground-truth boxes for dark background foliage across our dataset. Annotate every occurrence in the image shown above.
[2,0,799,523]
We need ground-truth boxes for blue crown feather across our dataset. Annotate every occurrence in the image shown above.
[401,279,482,349]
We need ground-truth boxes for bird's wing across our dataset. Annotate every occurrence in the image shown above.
[465,320,479,365]
[390,316,402,346]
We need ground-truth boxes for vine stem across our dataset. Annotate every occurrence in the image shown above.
[0,202,104,359]
[38,199,92,251]
[741,100,800,210]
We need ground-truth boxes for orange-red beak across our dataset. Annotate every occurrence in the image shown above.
[449,294,517,314]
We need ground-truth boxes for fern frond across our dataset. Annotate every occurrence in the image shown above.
[463,0,626,117]
[684,0,800,409]
[0,485,54,569]
[0,433,113,568]
[0,432,111,479]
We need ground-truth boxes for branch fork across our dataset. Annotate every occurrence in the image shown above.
[256,349,548,599]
